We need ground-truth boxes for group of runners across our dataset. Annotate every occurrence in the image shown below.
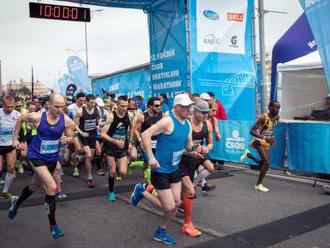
[0,91,280,245]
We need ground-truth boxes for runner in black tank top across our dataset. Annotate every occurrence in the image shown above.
[74,94,101,188]
[101,96,134,202]
[133,97,163,185]
[179,100,215,238]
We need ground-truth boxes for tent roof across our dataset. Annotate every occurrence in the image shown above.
[277,50,323,72]
[58,0,151,9]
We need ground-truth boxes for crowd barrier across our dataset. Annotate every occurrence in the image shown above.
[208,120,330,174]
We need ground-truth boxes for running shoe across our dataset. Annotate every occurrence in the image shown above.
[8,195,19,220]
[202,184,216,192]
[115,175,122,181]
[153,227,176,245]
[130,183,144,206]
[87,180,95,188]
[50,225,65,239]
[182,223,201,237]
[73,167,79,177]
[255,184,270,192]
[107,192,116,202]
[1,192,13,200]
[240,149,250,162]
[56,191,67,201]
[0,179,5,186]
[97,169,105,176]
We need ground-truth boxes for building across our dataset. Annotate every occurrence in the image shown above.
[2,79,50,96]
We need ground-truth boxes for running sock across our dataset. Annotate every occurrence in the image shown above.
[95,155,101,170]
[44,195,57,226]
[15,185,34,208]
[199,169,211,187]
[108,175,114,192]
[182,197,193,224]
[2,172,14,193]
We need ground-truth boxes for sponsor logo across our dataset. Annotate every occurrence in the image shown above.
[230,36,239,48]
[308,40,317,49]
[203,10,219,21]
[227,12,243,22]
[305,0,321,8]
[225,130,245,151]
[204,34,222,45]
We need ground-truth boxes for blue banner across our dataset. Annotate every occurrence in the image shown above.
[300,0,330,93]
[287,122,330,174]
[270,13,317,100]
[147,0,189,102]
[91,68,151,101]
[189,0,256,121]
[67,56,91,93]
[208,120,285,169]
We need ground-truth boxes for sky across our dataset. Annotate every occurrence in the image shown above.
[0,0,303,88]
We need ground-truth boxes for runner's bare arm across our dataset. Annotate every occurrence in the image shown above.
[203,120,214,153]
[250,115,266,138]
[133,112,144,144]
[62,116,75,144]
[185,122,194,151]
[141,116,172,160]
[100,112,117,145]
[74,109,85,136]
[128,111,135,145]
[97,107,102,126]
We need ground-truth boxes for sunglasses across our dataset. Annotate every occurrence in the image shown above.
[153,104,161,108]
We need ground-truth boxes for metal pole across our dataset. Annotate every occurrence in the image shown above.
[31,66,34,97]
[252,7,259,116]
[0,59,2,97]
[258,0,267,113]
[84,22,89,76]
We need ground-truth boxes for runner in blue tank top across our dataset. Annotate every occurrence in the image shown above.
[9,94,74,240]
[130,93,194,246]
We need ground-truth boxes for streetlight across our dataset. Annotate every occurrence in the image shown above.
[84,8,104,76]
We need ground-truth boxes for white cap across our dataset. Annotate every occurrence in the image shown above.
[95,97,104,107]
[173,93,194,106]
[200,93,211,101]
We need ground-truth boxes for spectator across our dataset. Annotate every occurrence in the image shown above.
[159,93,170,113]
[134,95,146,112]
[207,91,227,120]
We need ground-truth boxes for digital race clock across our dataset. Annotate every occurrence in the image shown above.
[29,2,91,22]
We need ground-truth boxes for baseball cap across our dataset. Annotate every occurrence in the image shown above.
[200,92,212,101]
[194,100,210,113]
[173,93,194,106]
[95,97,104,107]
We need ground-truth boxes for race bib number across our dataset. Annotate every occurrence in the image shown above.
[0,127,14,142]
[40,140,60,154]
[172,149,185,166]
[151,140,157,149]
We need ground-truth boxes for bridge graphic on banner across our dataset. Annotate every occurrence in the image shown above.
[199,72,255,97]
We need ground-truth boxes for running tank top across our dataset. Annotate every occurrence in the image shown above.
[0,108,20,146]
[79,106,98,137]
[154,111,190,174]
[258,113,278,138]
[141,111,163,149]
[183,120,208,159]
[105,111,130,150]
[27,112,65,163]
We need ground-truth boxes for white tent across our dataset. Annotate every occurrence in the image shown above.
[276,51,328,120]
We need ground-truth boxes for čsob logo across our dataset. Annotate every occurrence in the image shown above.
[203,10,219,20]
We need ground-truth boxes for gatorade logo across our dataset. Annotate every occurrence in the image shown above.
[203,10,219,21]
[305,0,321,8]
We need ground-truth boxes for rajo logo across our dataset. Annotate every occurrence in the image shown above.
[225,130,245,151]
[305,0,321,8]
